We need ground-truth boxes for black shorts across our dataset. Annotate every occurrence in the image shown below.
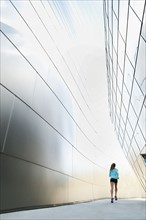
[110,178,118,183]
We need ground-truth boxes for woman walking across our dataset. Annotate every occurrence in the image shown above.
[109,163,119,203]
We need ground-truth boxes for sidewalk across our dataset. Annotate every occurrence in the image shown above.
[1,198,146,220]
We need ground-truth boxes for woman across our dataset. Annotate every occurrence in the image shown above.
[109,163,119,203]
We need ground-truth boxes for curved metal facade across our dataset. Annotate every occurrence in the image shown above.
[103,0,146,191]
[0,0,145,213]
[0,0,107,212]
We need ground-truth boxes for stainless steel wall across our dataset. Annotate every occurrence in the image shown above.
[0,0,144,213]
[103,0,146,191]
[0,0,104,212]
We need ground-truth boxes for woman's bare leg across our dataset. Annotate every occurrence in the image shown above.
[110,182,114,198]
[115,183,118,199]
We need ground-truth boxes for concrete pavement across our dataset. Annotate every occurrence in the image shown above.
[1,198,146,220]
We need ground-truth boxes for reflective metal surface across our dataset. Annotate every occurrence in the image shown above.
[1,0,145,213]
[0,154,68,210]
[1,33,36,106]
[104,0,146,191]
[0,86,15,152]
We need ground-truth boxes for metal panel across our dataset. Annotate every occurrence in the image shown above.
[0,154,68,211]
[72,148,93,183]
[33,76,76,146]
[76,127,96,162]
[135,37,146,95]
[0,86,15,152]
[1,33,36,105]
[68,177,92,202]
[1,1,50,82]
[4,98,73,176]
[126,7,141,65]
[47,61,75,117]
